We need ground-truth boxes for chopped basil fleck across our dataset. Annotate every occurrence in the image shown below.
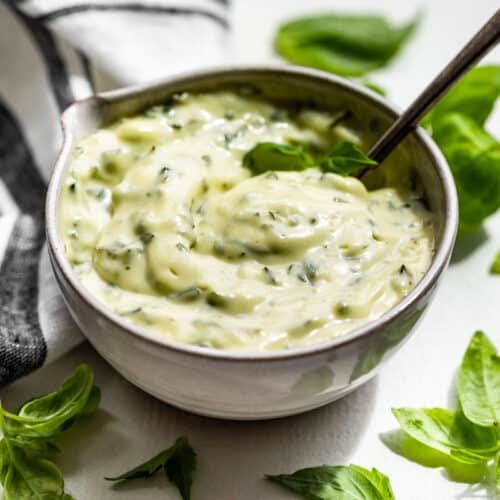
[263,266,279,285]
[140,232,154,245]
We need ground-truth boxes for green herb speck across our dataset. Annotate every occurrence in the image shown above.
[224,132,237,147]
[201,154,212,166]
[263,266,279,285]
[334,302,350,317]
[140,232,154,245]
[270,109,284,122]
[303,260,318,283]
[159,165,172,181]
[171,287,203,302]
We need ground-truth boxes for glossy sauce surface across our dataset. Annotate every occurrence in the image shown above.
[59,91,434,350]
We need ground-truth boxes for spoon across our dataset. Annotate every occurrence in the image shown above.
[367,8,500,165]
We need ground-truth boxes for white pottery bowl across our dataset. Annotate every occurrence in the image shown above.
[46,66,458,420]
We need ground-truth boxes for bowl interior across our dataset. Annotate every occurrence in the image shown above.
[48,65,458,360]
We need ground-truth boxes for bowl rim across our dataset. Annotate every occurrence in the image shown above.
[46,64,458,362]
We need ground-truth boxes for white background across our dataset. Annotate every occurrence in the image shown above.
[2,0,500,499]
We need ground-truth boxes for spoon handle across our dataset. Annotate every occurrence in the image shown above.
[368,8,500,164]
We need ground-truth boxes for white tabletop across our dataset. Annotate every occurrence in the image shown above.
[2,1,500,498]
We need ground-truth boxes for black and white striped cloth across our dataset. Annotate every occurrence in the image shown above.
[0,0,230,384]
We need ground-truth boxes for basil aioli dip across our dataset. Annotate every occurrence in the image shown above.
[59,91,434,350]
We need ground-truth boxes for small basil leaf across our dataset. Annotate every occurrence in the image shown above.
[242,142,314,174]
[163,437,197,500]
[423,65,500,128]
[458,331,500,427]
[2,446,67,500]
[275,13,419,77]
[105,448,173,481]
[392,407,498,464]
[319,140,378,176]
[106,436,196,500]
[349,465,395,499]
[490,251,500,274]
[6,364,95,439]
[431,113,500,229]
[380,429,488,484]
[267,464,394,499]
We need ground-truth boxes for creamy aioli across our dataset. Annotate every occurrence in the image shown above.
[59,91,434,350]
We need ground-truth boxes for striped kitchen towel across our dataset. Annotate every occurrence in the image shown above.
[0,0,230,384]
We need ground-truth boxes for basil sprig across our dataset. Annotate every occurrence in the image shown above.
[243,140,377,177]
[267,464,395,499]
[105,436,196,500]
[0,364,100,500]
[390,332,500,486]
[423,66,500,231]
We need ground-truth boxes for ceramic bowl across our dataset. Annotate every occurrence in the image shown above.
[46,65,458,420]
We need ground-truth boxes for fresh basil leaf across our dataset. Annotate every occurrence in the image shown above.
[423,65,500,128]
[242,141,377,177]
[267,464,395,499]
[381,429,488,484]
[319,141,378,176]
[423,68,500,229]
[432,112,497,152]
[0,365,99,500]
[5,364,96,439]
[2,446,68,500]
[275,13,419,77]
[490,252,500,274]
[392,407,498,464]
[105,448,173,481]
[106,436,196,500]
[349,465,395,499]
[0,367,98,500]
[242,142,314,174]
[163,437,197,500]
[458,331,500,427]
[431,113,500,229]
